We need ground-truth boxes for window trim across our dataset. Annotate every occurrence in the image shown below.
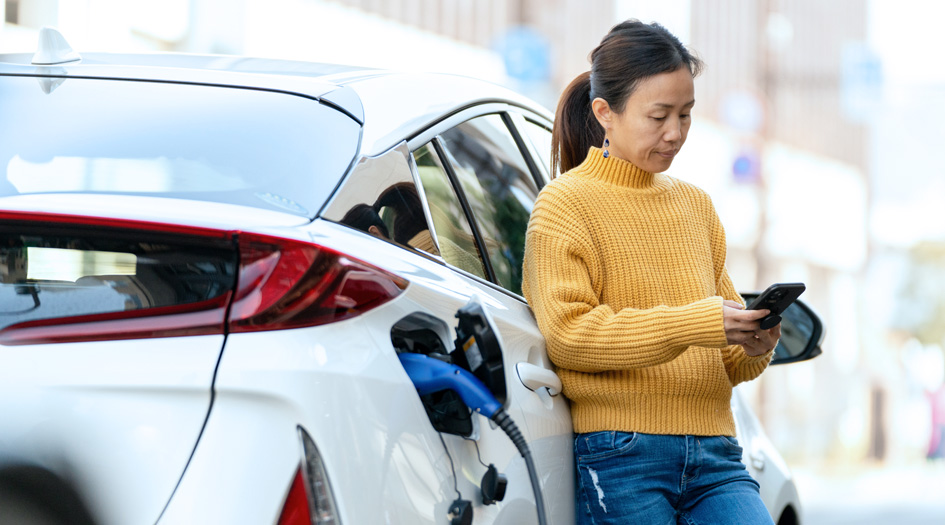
[435,116,536,296]
[410,108,546,300]
[409,103,552,188]
[505,110,553,188]
[429,136,496,283]
[408,103,519,150]
[401,103,554,302]
[403,144,445,257]
[404,148,499,285]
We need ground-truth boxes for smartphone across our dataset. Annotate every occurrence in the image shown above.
[746,282,806,330]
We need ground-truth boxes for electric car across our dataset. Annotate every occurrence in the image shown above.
[0,29,823,525]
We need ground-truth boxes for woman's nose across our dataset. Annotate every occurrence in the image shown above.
[664,121,682,142]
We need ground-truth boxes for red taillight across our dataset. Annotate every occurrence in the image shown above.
[0,298,230,346]
[228,233,407,332]
[0,212,407,345]
[278,468,311,525]
[0,212,235,346]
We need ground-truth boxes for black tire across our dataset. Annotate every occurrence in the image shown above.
[0,466,96,525]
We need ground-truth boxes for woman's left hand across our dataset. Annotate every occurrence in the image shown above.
[742,324,781,357]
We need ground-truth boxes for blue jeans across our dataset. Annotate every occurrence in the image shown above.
[574,432,774,525]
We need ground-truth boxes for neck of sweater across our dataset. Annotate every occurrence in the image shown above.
[579,147,668,191]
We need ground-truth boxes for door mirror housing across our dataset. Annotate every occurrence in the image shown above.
[740,293,825,365]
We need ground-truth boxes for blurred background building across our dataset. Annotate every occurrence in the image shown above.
[3,0,945,519]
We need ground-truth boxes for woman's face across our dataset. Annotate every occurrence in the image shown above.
[593,67,695,174]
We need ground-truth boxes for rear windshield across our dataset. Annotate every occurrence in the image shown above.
[0,75,360,217]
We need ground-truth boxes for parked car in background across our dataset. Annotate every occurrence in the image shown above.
[0,28,823,525]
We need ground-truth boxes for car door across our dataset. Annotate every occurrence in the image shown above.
[407,107,574,524]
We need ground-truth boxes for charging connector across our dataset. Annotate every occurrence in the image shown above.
[398,352,548,525]
[398,352,501,417]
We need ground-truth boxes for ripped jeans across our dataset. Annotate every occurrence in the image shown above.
[574,432,774,525]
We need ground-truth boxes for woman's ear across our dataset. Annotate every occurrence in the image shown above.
[591,97,613,130]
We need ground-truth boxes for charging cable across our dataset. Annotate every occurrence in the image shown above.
[398,352,548,525]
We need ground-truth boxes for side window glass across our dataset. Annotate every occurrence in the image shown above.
[411,144,487,279]
[373,183,439,255]
[438,114,539,296]
[521,119,553,176]
[338,183,438,254]
[330,144,438,257]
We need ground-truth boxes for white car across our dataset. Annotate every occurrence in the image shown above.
[0,29,823,525]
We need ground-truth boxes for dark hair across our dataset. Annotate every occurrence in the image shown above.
[551,20,704,175]
[374,183,427,245]
[341,203,390,238]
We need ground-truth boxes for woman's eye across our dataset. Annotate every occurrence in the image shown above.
[651,116,666,121]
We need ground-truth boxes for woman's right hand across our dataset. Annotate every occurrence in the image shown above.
[722,300,768,347]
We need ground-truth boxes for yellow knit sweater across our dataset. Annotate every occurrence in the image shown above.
[522,148,772,437]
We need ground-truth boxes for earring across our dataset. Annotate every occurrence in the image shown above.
[603,138,610,158]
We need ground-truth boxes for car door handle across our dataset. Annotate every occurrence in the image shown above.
[516,362,562,396]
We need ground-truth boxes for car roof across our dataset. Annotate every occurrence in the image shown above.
[0,50,554,156]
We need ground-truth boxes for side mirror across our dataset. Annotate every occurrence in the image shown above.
[740,293,825,365]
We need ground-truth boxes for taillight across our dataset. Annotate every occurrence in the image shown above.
[0,298,231,346]
[0,212,407,345]
[228,233,407,332]
[0,212,235,346]
[277,427,342,525]
[278,468,313,525]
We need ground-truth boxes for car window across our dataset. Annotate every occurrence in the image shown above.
[438,114,539,296]
[0,76,359,217]
[378,183,443,255]
[411,143,487,279]
[337,183,441,254]
[520,118,553,176]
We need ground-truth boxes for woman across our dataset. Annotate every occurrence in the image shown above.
[522,20,781,524]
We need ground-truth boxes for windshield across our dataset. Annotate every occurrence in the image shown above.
[0,75,360,217]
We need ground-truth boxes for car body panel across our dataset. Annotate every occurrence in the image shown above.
[0,337,222,525]
[0,52,353,112]
[733,385,802,523]
[306,220,575,523]
[333,72,554,156]
[162,220,574,524]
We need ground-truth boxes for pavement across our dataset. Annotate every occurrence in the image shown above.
[793,462,945,524]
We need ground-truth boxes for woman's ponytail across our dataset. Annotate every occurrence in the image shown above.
[551,71,603,176]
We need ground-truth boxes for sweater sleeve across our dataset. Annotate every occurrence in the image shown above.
[717,266,773,384]
[522,197,730,374]
[707,200,773,384]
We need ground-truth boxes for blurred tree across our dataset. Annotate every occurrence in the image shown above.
[895,241,945,345]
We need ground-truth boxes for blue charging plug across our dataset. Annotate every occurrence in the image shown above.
[398,351,548,525]
[398,352,502,418]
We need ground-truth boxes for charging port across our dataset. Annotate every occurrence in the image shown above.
[391,312,474,436]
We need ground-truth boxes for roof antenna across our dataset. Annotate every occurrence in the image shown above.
[31,26,81,66]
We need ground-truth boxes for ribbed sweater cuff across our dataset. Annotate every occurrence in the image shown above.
[730,347,775,366]
[668,296,728,349]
